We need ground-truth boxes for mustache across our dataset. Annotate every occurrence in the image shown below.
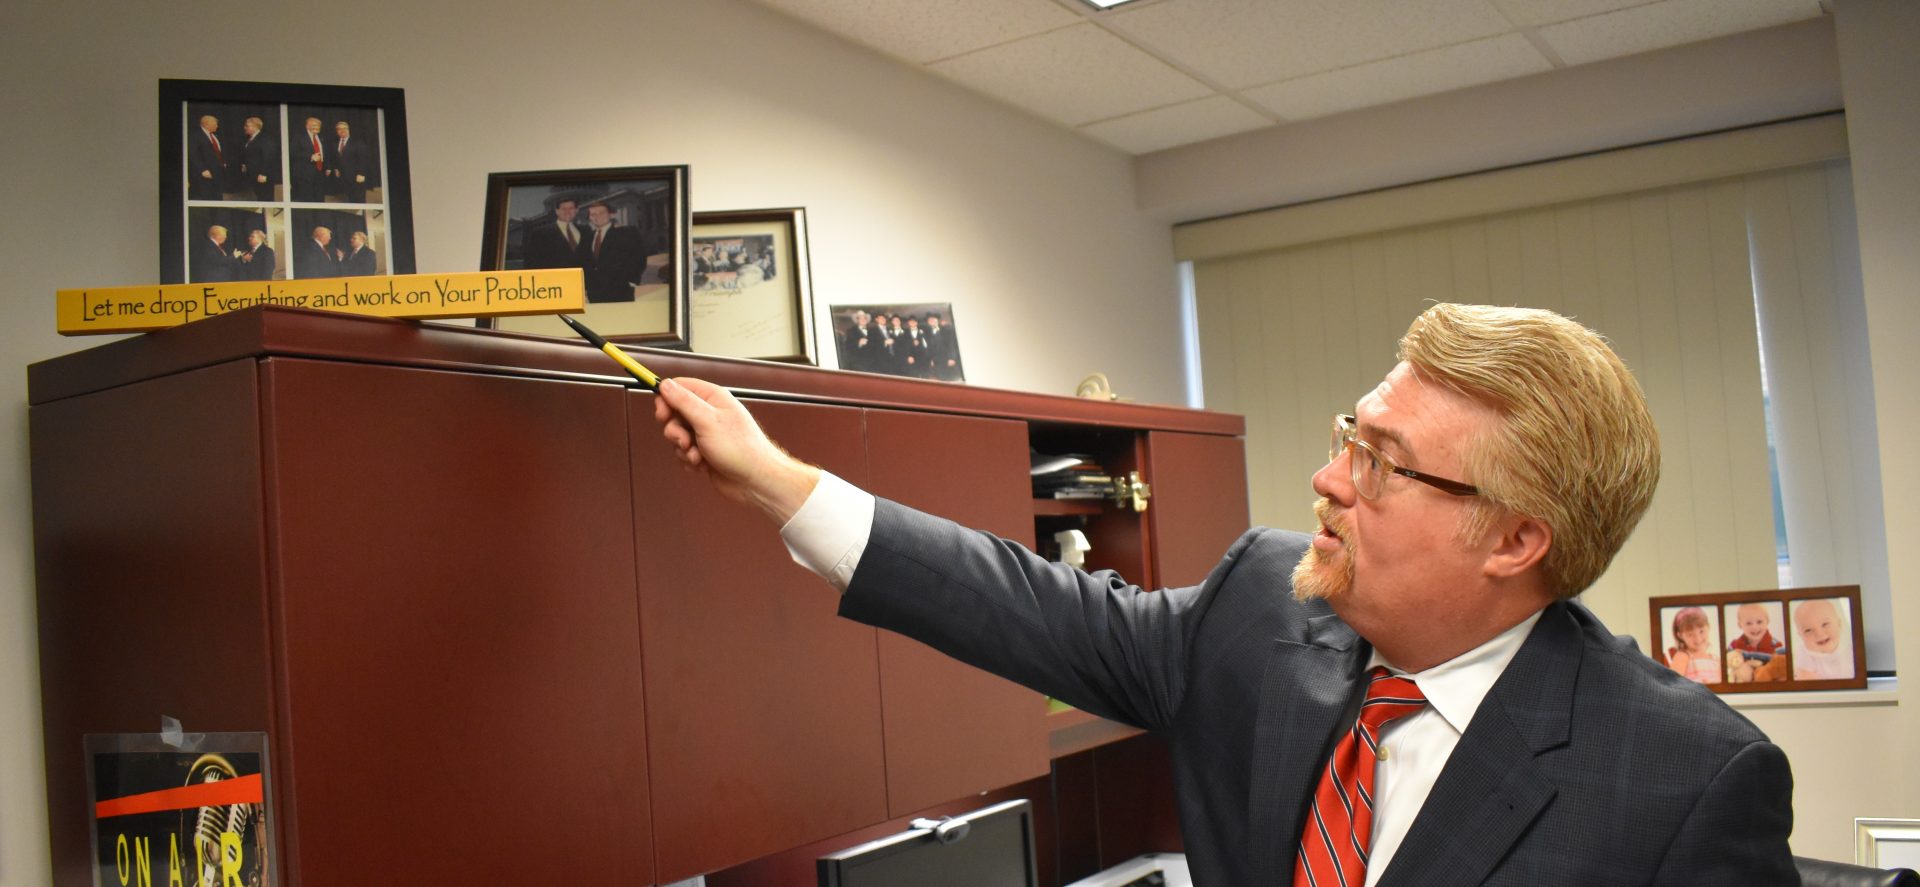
[1313,498,1350,544]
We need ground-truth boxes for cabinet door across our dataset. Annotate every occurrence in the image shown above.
[1145,431,1251,588]
[862,409,1049,816]
[262,359,652,884]
[631,397,889,881]
[31,360,274,887]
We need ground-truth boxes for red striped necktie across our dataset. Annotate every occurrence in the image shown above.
[1294,666,1427,887]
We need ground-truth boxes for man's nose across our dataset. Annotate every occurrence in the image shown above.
[1312,446,1356,506]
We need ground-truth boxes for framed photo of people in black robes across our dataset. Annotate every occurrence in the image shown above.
[479,165,691,349]
[829,302,965,382]
[160,79,414,284]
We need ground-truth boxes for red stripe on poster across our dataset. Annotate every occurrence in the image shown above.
[95,773,263,819]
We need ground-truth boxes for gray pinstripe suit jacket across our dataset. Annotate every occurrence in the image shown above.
[839,499,1796,886]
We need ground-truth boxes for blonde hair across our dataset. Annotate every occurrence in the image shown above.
[1397,303,1659,598]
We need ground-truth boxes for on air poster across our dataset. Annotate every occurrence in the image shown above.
[85,733,274,887]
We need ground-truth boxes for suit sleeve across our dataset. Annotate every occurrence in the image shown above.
[1650,739,1796,886]
[838,497,1257,732]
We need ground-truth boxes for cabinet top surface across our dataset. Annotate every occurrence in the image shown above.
[29,306,1243,435]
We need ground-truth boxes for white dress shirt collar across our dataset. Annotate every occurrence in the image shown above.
[1367,607,1543,736]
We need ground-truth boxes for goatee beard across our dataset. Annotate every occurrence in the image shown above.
[1293,497,1356,602]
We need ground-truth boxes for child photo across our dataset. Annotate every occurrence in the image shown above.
[1721,601,1789,683]
[1789,596,1856,681]
[1661,605,1723,685]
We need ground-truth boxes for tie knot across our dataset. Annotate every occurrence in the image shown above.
[1358,666,1426,731]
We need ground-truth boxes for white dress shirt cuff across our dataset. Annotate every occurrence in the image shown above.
[779,470,874,591]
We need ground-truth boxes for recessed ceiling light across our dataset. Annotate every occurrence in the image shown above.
[1079,0,1145,9]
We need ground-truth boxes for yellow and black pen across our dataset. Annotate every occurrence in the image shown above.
[557,313,662,390]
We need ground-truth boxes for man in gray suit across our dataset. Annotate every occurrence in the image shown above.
[650,303,1795,885]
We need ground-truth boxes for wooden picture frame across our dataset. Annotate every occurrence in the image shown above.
[160,79,414,285]
[689,208,817,364]
[1648,586,1866,693]
[478,165,691,349]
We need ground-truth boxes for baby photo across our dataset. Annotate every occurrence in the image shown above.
[1661,605,1723,684]
[1721,601,1789,683]
[1789,596,1856,681]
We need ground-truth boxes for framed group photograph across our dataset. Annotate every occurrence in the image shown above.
[160,79,414,284]
[1648,585,1866,693]
[689,208,816,364]
[829,302,964,381]
[479,165,690,349]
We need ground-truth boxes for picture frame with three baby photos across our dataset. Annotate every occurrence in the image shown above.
[1648,586,1866,693]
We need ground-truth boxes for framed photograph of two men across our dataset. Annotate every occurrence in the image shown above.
[159,79,416,285]
[478,165,692,349]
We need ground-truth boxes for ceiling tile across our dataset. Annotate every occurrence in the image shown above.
[927,23,1215,127]
[1103,0,1513,89]
[1243,33,1552,122]
[1538,0,1824,67]
[1489,0,1655,29]
[754,0,1081,64]
[1079,96,1274,154]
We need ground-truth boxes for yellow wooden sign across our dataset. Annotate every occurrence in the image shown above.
[56,269,585,335]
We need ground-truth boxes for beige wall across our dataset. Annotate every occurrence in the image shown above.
[0,0,1184,881]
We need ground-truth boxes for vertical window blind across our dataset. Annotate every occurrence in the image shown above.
[1188,150,1886,665]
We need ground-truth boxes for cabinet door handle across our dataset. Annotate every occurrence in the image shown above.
[1109,471,1150,513]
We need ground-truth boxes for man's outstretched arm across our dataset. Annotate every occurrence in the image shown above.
[651,375,1215,728]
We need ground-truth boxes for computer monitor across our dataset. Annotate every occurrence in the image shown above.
[817,798,1039,887]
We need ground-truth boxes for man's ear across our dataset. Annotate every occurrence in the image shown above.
[1484,512,1551,581]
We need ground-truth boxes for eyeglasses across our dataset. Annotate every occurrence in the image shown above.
[1330,414,1480,500]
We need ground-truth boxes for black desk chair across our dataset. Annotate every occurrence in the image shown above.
[1796,855,1920,887]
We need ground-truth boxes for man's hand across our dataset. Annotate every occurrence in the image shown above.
[654,377,820,525]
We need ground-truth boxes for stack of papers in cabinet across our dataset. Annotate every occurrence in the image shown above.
[1032,450,1111,499]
